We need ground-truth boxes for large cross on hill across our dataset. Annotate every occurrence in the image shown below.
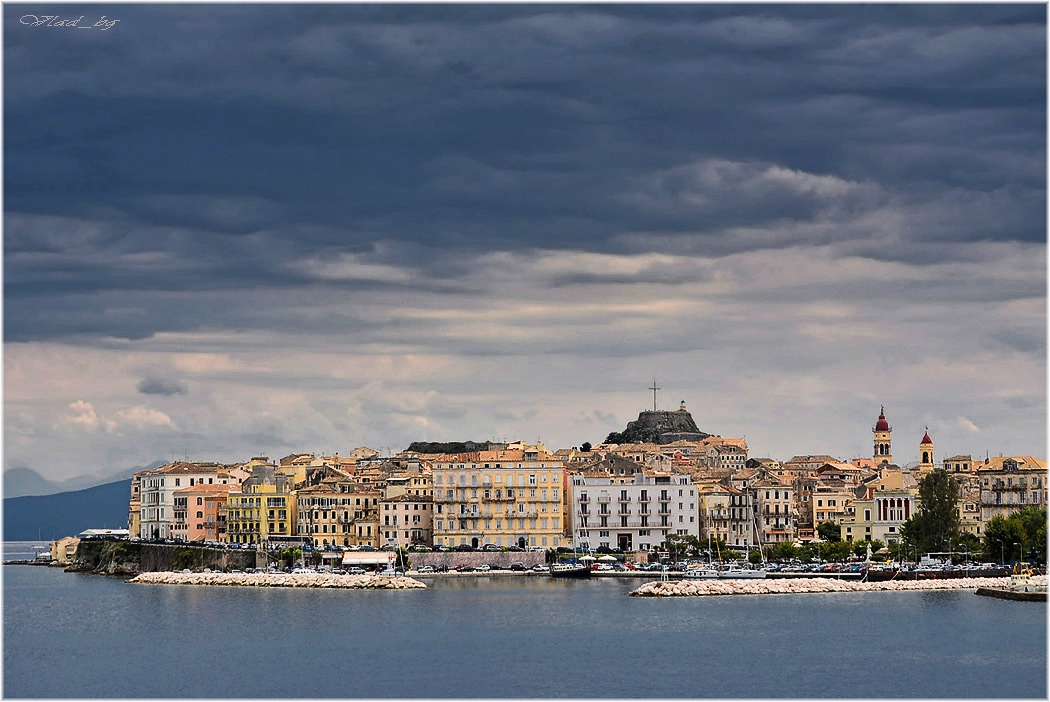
[649,378,660,412]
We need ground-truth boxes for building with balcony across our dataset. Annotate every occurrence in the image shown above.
[696,482,732,544]
[571,471,698,553]
[226,466,293,546]
[173,483,231,542]
[432,443,566,550]
[136,461,235,539]
[726,477,796,548]
[295,481,357,548]
[380,493,433,547]
[976,456,1048,524]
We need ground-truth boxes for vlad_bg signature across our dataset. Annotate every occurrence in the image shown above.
[20,15,119,30]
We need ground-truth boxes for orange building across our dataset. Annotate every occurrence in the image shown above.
[174,483,232,542]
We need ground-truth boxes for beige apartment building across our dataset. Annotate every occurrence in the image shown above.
[432,443,566,550]
[976,456,1048,524]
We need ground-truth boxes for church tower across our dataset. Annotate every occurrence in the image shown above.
[873,406,892,466]
[919,428,934,472]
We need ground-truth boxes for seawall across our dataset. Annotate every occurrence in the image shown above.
[69,539,261,575]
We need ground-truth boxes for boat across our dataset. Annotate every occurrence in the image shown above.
[550,563,592,578]
[683,566,720,580]
[1010,562,1046,593]
[715,563,766,579]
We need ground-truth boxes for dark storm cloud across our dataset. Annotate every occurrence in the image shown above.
[4,4,1044,342]
[137,376,187,396]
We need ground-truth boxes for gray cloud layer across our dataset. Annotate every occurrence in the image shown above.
[4,5,1045,480]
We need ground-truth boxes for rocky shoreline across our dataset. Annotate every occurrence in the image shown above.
[129,571,427,589]
[629,575,1046,597]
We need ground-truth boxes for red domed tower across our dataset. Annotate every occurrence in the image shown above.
[873,406,892,465]
[919,428,934,472]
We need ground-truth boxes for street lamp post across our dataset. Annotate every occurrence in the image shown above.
[1014,542,1022,566]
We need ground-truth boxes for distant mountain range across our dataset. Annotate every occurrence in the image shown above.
[4,479,131,541]
[3,460,164,499]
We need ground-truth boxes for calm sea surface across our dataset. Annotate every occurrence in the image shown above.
[3,552,1047,698]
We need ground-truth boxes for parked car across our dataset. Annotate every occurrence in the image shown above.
[532,564,547,572]
[417,565,436,573]
[510,562,527,571]
[347,567,366,575]
[475,564,491,572]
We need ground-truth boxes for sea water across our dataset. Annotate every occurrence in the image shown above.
[3,563,1045,698]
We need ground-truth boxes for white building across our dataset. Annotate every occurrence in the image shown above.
[571,471,699,553]
[137,462,235,539]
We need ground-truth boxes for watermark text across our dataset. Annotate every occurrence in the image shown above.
[20,15,119,30]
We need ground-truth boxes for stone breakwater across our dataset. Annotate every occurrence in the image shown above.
[129,571,427,589]
[630,575,1045,597]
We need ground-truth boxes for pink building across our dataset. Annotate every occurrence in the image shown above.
[174,483,232,542]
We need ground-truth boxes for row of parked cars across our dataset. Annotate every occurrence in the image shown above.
[439,562,545,573]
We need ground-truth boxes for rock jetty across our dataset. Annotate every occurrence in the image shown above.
[629,575,1044,597]
[129,571,426,590]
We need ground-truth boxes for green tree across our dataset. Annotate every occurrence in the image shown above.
[900,469,960,556]
[816,521,841,542]
[981,516,1026,565]
[580,442,592,452]
[824,541,852,562]
[956,532,982,561]
[1013,507,1048,563]
[280,547,302,568]
[663,534,691,561]
[769,541,799,561]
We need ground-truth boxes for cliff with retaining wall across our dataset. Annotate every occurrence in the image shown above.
[69,539,261,575]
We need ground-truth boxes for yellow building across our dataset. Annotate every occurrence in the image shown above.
[127,474,142,540]
[226,482,293,545]
[50,536,79,564]
[432,443,566,550]
[696,482,732,544]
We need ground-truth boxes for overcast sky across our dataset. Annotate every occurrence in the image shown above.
[4,4,1046,483]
